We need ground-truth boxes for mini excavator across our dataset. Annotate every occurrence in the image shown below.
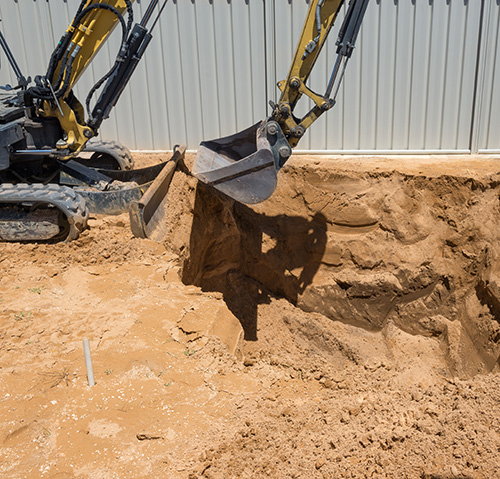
[0,0,181,242]
[0,0,368,242]
[193,0,369,205]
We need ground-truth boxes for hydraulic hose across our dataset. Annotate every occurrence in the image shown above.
[302,0,326,60]
[30,1,133,101]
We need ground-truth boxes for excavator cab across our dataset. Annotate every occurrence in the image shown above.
[193,0,370,205]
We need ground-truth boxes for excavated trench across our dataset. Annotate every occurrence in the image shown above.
[163,155,500,378]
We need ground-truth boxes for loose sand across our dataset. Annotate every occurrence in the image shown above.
[0,154,499,478]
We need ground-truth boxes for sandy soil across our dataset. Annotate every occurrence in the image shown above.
[0,153,499,478]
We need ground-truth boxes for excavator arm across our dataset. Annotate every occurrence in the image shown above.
[193,0,370,204]
[274,0,369,147]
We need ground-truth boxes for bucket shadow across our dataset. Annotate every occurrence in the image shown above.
[182,183,328,340]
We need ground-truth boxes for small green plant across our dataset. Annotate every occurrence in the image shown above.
[28,286,45,294]
[105,369,113,375]
[183,349,196,357]
[41,426,51,437]
[163,382,172,387]
[14,311,32,321]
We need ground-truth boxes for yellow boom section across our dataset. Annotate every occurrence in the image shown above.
[279,0,344,108]
[43,0,134,155]
[274,0,344,147]
[51,0,132,93]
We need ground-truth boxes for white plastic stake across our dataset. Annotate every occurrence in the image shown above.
[83,338,95,387]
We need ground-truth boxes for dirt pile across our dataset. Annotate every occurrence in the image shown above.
[0,154,499,478]
[167,155,500,379]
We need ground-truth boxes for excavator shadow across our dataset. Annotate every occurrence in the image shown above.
[181,182,328,340]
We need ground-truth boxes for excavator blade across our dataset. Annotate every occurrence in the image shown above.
[129,144,186,241]
[193,120,292,205]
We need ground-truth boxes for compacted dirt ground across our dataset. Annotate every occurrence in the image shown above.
[0,154,499,478]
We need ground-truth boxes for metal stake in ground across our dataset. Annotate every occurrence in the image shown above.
[83,338,95,387]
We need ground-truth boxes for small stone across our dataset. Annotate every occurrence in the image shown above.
[348,405,361,416]
[375,454,388,467]
[462,249,476,259]
[411,390,423,402]
[340,411,350,423]
[330,373,344,383]
[281,407,293,417]
[315,459,325,470]
[322,378,334,389]
[364,360,382,371]
[391,427,406,442]
[359,435,371,447]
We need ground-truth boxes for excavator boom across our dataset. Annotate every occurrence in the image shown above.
[30,0,167,156]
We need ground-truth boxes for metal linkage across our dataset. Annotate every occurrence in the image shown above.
[0,23,29,90]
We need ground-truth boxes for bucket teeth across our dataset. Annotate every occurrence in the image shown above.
[193,119,292,205]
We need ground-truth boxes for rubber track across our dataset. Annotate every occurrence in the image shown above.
[84,139,134,170]
[0,183,89,241]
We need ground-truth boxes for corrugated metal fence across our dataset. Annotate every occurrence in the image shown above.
[0,0,498,153]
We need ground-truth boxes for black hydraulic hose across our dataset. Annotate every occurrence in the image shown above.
[87,1,169,129]
[85,60,120,117]
[74,0,89,20]
[60,1,134,100]
[30,2,132,101]
[84,2,137,118]
[29,46,77,100]
[75,3,129,53]
[302,0,326,60]
[51,48,72,94]
[315,0,326,38]
[46,0,90,81]
[57,47,83,99]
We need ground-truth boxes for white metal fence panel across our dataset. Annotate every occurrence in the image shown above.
[277,0,483,152]
[474,0,500,153]
[0,0,494,153]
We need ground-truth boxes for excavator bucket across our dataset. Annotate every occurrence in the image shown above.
[193,119,292,205]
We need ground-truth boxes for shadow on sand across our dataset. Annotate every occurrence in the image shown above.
[182,183,327,340]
